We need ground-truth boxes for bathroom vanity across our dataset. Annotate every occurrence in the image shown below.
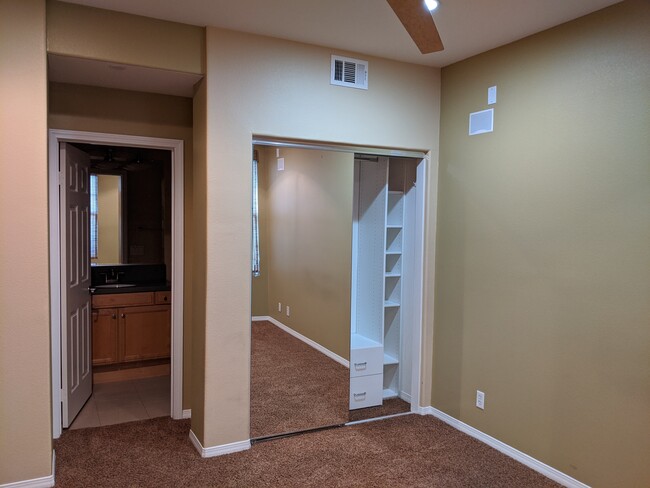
[90,264,171,366]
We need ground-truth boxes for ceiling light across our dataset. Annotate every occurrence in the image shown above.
[424,0,439,12]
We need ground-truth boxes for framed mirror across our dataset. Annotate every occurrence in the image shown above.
[72,143,172,275]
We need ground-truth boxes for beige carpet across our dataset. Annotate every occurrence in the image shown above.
[53,414,561,487]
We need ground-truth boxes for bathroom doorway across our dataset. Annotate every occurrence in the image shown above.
[48,129,185,438]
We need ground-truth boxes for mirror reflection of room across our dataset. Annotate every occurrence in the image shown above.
[250,146,352,439]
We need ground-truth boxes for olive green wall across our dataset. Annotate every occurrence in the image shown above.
[434,2,650,487]
[0,0,52,484]
[48,82,195,409]
[258,146,353,360]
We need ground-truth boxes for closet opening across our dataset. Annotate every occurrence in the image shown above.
[249,137,427,440]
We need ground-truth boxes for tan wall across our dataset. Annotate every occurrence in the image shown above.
[0,0,52,484]
[48,82,195,409]
[47,0,204,74]
[250,150,269,317]
[434,2,650,486]
[197,27,440,448]
[94,174,121,264]
[190,79,207,442]
[261,147,353,360]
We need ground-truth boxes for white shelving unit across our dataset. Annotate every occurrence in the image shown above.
[383,191,403,399]
[349,158,409,409]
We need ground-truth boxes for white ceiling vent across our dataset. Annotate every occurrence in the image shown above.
[331,55,368,90]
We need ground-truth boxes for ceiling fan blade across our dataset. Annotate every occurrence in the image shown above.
[386,0,444,54]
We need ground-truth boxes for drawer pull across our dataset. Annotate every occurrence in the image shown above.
[354,361,367,370]
[353,392,367,400]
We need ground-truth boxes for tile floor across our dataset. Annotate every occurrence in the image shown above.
[69,374,170,430]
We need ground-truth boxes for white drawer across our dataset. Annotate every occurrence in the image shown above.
[349,374,383,410]
[350,345,383,378]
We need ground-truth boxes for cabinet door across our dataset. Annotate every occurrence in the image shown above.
[92,308,119,365]
[120,305,171,362]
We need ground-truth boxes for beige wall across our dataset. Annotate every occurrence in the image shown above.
[48,82,195,409]
[47,0,204,74]
[434,1,650,486]
[259,147,353,360]
[190,79,207,442]
[196,27,440,448]
[0,0,52,484]
[94,174,121,264]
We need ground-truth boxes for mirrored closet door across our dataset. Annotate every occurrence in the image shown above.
[250,145,352,439]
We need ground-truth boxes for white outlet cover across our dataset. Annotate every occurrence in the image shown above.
[286,306,290,316]
[488,85,497,105]
[277,157,285,171]
[278,302,282,312]
[476,390,485,409]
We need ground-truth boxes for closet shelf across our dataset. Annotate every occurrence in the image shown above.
[384,300,400,308]
[383,388,398,399]
[385,251,401,256]
[384,353,399,365]
[385,272,401,278]
[386,224,402,229]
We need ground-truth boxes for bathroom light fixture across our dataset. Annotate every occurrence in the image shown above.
[424,0,439,12]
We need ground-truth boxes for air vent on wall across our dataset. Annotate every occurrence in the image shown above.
[331,55,368,90]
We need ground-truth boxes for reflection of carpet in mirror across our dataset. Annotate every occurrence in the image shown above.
[250,321,349,438]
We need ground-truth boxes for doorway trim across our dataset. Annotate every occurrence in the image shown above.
[49,129,184,438]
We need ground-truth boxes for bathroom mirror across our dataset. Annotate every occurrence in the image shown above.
[72,143,172,272]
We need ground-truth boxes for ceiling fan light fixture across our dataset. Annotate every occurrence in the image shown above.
[424,0,439,12]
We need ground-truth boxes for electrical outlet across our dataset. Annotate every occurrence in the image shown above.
[286,305,290,316]
[476,390,485,410]
[278,302,282,312]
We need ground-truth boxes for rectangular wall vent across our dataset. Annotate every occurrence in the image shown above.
[469,108,494,135]
[331,55,368,90]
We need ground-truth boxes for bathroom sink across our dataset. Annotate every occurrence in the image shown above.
[94,283,137,289]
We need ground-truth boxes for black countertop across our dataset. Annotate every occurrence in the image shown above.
[90,282,171,295]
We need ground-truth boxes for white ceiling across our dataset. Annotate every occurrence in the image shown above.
[63,0,622,67]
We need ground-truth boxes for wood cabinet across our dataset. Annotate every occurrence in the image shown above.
[91,292,171,366]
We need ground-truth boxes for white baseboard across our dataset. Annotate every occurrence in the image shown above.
[0,452,55,488]
[400,391,412,403]
[420,407,590,488]
[182,409,192,419]
[189,430,251,458]
[253,316,350,368]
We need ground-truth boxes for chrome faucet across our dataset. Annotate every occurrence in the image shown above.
[100,268,125,284]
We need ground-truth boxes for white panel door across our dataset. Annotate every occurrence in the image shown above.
[60,142,92,428]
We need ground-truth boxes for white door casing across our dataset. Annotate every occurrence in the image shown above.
[50,129,185,439]
[60,142,93,427]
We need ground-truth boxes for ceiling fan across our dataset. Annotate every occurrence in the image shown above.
[386,0,444,54]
